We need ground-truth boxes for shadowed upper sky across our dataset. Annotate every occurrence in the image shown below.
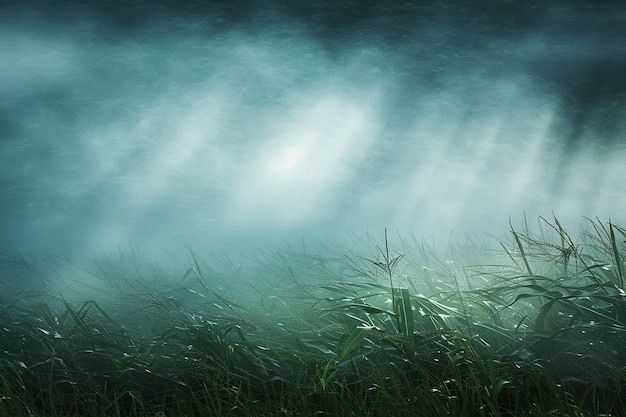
[1,0,625,258]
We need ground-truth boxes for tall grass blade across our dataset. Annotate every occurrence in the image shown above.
[609,222,624,290]
[512,229,533,276]
[392,288,414,336]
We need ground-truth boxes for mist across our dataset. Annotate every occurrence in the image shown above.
[2,1,625,262]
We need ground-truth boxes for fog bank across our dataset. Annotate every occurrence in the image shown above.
[1,1,625,260]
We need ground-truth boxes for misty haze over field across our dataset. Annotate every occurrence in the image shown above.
[1,0,625,260]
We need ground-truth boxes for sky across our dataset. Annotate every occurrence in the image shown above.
[1,0,625,261]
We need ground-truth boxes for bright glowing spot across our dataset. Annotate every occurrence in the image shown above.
[280,147,303,171]
[227,93,380,230]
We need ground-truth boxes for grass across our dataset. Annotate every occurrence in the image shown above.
[0,216,624,416]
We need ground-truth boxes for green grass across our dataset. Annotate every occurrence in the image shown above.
[1,216,624,416]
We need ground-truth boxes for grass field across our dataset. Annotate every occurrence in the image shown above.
[1,216,624,416]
